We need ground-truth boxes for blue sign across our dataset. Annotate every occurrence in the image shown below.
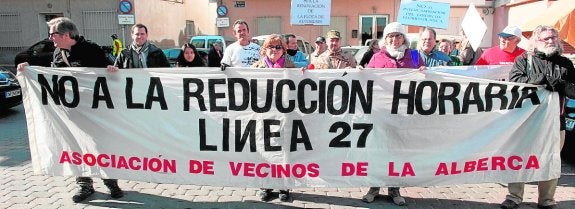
[397,0,450,29]
[217,5,228,17]
[119,0,132,14]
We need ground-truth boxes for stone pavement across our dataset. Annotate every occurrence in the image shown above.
[1,105,575,209]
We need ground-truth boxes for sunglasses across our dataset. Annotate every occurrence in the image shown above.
[48,32,61,38]
[267,45,283,50]
[539,36,557,42]
[386,33,403,38]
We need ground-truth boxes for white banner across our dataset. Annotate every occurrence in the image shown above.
[18,66,561,189]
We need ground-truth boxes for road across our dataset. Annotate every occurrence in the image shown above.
[2,105,575,208]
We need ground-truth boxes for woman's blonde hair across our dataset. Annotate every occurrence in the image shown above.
[260,34,287,56]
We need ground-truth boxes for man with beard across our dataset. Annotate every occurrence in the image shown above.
[283,34,309,68]
[220,19,260,69]
[311,30,356,69]
[502,25,575,209]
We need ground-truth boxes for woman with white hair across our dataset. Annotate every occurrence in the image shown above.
[361,22,423,206]
[366,22,424,70]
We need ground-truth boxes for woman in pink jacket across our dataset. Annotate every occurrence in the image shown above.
[362,22,423,206]
[366,22,425,70]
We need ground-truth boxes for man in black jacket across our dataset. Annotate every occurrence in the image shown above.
[17,17,123,203]
[503,25,575,209]
[108,23,169,70]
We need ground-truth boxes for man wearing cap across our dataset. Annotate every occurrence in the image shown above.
[475,25,525,65]
[311,30,356,69]
[309,36,327,65]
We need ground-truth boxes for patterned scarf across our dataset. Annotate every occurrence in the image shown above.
[264,56,285,68]
[130,41,150,68]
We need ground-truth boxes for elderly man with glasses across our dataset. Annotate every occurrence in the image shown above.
[502,25,575,209]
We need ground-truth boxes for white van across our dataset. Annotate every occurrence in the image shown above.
[189,35,234,54]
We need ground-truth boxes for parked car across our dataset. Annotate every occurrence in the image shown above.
[189,35,232,55]
[563,98,575,163]
[14,39,55,67]
[0,67,22,110]
[162,48,181,67]
[162,48,208,67]
[252,34,315,57]
[341,45,369,64]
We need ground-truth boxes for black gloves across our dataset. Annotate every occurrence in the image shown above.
[221,63,230,71]
[546,74,564,92]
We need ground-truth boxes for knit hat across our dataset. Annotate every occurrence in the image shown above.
[383,22,407,38]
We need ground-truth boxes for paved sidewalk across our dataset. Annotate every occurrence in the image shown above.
[2,106,575,208]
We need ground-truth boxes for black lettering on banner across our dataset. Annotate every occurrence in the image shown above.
[508,85,520,109]
[38,74,60,105]
[199,118,217,151]
[485,83,507,111]
[290,120,312,152]
[228,78,249,111]
[319,80,326,113]
[462,82,485,114]
[327,80,349,115]
[391,80,416,114]
[298,79,317,114]
[349,80,373,114]
[264,119,281,151]
[58,76,79,108]
[183,78,206,111]
[125,78,144,109]
[222,118,230,151]
[251,79,273,113]
[145,77,167,110]
[438,82,460,115]
[328,122,373,148]
[415,81,437,115]
[515,87,540,108]
[236,120,257,152]
[92,77,114,109]
[208,79,227,112]
[276,80,296,113]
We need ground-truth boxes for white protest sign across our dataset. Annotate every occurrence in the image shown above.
[290,0,331,25]
[461,3,487,51]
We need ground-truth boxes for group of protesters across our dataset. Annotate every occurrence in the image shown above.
[17,16,574,209]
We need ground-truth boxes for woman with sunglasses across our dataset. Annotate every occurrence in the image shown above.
[176,43,206,67]
[251,34,295,69]
[251,34,295,202]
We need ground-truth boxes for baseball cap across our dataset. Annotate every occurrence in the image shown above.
[326,30,341,39]
[498,25,523,38]
[315,36,326,43]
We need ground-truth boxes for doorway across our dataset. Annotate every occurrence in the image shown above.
[359,15,388,46]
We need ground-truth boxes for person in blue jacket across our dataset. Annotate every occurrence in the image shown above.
[284,34,309,68]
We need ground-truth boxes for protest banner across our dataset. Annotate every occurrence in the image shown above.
[18,66,561,188]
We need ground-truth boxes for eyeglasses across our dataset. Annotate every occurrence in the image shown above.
[539,36,557,42]
[386,33,403,39]
[48,32,61,38]
[267,45,283,50]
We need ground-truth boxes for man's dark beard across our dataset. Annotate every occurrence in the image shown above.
[286,49,298,56]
